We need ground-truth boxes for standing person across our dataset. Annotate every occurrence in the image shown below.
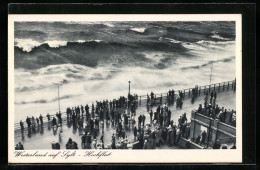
[111,133,116,149]
[39,114,43,125]
[81,105,84,118]
[173,126,177,145]
[156,106,161,115]
[81,133,87,147]
[210,91,214,100]
[223,109,227,122]
[111,109,115,121]
[195,135,201,144]
[142,114,146,126]
[66,107,70,118]
[46,113,50,122]
[57,112,62,124]
[26,116,31,128]
[52,117,57,129]
[134,126,137,141]
[138,115,142,127]
[20,121,24,133]
[182,113,187,124]
[31,117,36,129]
[201,130,207,145]
[86,132,92,148]
[92,103,95,118]
[178,116,182,128]
[85,104,89,121]
[36,117,39,126]
[72,112,76,126]
[90,119,94,132]
[214,91,217,99]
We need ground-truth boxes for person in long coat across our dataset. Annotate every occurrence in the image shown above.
[201,131,207,145]
[155,128,164,147]
[134,126,137,140]
[172,126,176,145]
[81,133,87,147]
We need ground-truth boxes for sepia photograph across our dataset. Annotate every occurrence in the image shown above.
[8,14,242,163]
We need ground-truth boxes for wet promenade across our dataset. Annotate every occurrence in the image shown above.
[14,81,236,150]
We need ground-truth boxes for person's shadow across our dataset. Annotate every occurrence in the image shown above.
[40,124,44,135]
[21,132,25,142]
[53,127,57,136]
[48,122,51,131]
[27,127,32,138]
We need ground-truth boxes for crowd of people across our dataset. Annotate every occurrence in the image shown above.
[196,90,236,126]
[16,86,236,150]
[56,99,189,150]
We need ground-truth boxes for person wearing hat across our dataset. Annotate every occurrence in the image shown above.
[81,133,87,147]
[92,139,97,149]
[66,138,73,149]
[39,114,43,125]
[26,116,31,129]
[18,142,24,150]
[111,133,116,149]
[20,120,24,133]
[46,113,50,122]
[213,140,221,149]
[15,144,19,150]
[231,142,236,149]
[201,130,207,145]
[134,126,137,141]
[221,144,228,149]
[198,104,202,113]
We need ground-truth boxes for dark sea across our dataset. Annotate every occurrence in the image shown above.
[14,21,236,122]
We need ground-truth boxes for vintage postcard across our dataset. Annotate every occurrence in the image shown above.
[8,14,242,163]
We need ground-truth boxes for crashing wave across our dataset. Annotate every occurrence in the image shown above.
[103,22,115,27]
[14,39,104,52]
[211,33,229,40]
[196,40,235,50]
[164,37,181,44]
[130,27,146,33]
[15,39,42,52]
[45,40,68,48]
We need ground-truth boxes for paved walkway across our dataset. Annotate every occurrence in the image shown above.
[15,88,236,150]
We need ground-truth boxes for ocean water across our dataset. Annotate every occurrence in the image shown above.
[14,21,236,122]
